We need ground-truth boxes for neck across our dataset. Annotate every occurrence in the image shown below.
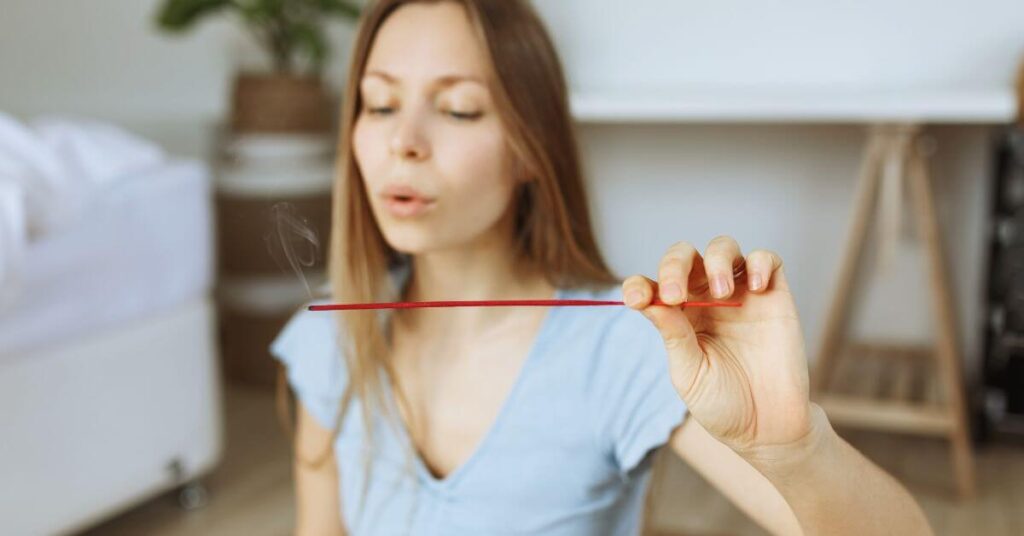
[398,227,555,335]
[407,245,538,301]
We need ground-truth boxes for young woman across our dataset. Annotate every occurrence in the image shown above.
[270,1,932,534]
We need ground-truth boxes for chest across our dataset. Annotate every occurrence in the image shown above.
[387,313,546,479]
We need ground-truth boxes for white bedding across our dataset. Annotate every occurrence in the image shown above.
[0,160,213,358]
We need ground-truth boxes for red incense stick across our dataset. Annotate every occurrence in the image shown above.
[308,298,741,312]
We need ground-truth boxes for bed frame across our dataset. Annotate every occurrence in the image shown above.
[0,296,223,535]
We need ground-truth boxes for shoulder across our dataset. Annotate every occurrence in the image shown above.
[271,299,341,363]
[268,260,408,428]
[549,282,668,390]
[558,283,663,356]
[270,300,349,428]
[562,284,686,473]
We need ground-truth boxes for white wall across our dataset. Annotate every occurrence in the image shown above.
[0,0,357,157]
[526,0,1022,374]
[535,0,1024,92]
[1,0,226,155]
[580,123,993,373]
[1,0,1019,375]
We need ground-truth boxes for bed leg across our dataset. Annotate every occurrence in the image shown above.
[176,480,210,511]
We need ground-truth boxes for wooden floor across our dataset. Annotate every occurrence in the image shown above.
[81,385,296,536]
[83,384,1024,536]
[647,431,1024,536]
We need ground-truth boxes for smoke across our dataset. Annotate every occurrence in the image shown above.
[265,202,321,299]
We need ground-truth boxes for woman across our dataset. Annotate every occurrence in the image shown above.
[270,0,932,534]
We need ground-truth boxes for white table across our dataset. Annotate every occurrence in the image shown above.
[571,88,1015,124]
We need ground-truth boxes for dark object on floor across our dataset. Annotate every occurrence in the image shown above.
[979,126,1024,441]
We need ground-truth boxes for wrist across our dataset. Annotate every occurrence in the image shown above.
[737,403,840,480]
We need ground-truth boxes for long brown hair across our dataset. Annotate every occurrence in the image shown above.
[321,0,619,456]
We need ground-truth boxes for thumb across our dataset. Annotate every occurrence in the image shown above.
[640,302,705,393]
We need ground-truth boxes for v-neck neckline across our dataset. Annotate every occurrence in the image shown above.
[382,285,567,490]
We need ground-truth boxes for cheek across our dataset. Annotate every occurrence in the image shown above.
[437,125,514,206]
[352,117,384,181]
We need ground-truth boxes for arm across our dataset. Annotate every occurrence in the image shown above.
[294,403,346,536]
[670,418,801,536]
[737,404,931,536]
[671,409,931,536]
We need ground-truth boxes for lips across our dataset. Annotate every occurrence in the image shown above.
[380,184,437,217]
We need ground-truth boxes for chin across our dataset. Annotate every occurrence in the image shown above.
[380,226,442,255]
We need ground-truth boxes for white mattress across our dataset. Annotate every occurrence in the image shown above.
[0,160,213,358]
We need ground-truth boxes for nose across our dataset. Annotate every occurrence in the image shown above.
[389,111,430,161]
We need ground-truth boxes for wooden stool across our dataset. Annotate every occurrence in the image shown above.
[811,123,976,498]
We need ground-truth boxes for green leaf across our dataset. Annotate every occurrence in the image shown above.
[155,0,233,31]
[156,0,362,73]
[233,2,270,27]
[255,0,285,18]
[290,21,329,73]
[318,0,361,20]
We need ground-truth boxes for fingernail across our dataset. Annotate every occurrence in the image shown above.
[750,273,764,291]
[626,290,643,307]
[661,282,682,303]
[712,275,729,298]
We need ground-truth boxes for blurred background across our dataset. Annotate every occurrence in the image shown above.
[1,0,1023,534]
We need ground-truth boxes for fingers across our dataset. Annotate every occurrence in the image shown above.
[644,297,703,372]
[621,274,704,375]
[656,241,701,305]
[744,249,784,293]
[623,238,784,308]
[703,235,742,299]
[622,274,656,309]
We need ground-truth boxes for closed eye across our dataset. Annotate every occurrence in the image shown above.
[366,106,395,116]
[446,110,483,121]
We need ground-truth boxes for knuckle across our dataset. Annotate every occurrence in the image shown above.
[704,251,732,269]
[657,260,683,280]
[704,240,735,259]
[658,251,692,276]
[665,241,696,258]
[662,333,688,350]
[623,274,645,286]
[747,249,784,275]
[622,275,649,291]
[747,249,768,262]
[708,234,737,249]
[706,250,729,263]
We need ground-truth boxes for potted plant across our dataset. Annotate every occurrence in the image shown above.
[156,0,363,133]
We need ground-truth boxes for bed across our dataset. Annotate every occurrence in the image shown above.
[0,159,223,535]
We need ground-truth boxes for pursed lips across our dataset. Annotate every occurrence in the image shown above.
[380,184,438,217]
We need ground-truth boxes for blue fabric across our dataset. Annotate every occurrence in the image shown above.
[270,269,688,535]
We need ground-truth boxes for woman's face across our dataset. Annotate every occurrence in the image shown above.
[353,1,518,255]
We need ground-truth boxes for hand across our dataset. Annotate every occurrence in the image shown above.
[623,236,814,456]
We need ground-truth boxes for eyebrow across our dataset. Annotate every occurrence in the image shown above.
[362,70,485,88]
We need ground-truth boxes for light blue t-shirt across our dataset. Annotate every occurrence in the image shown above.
[270,269,688,535]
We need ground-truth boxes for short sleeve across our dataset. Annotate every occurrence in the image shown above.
[589,306,688,476]
[269,305,348,430]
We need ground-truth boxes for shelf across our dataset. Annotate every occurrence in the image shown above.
[816,341,954,437]
[571,88,1017,124]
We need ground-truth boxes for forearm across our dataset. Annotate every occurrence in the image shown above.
[295,404,346,536]
[671,419,802,536]
[742,405,932,536]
